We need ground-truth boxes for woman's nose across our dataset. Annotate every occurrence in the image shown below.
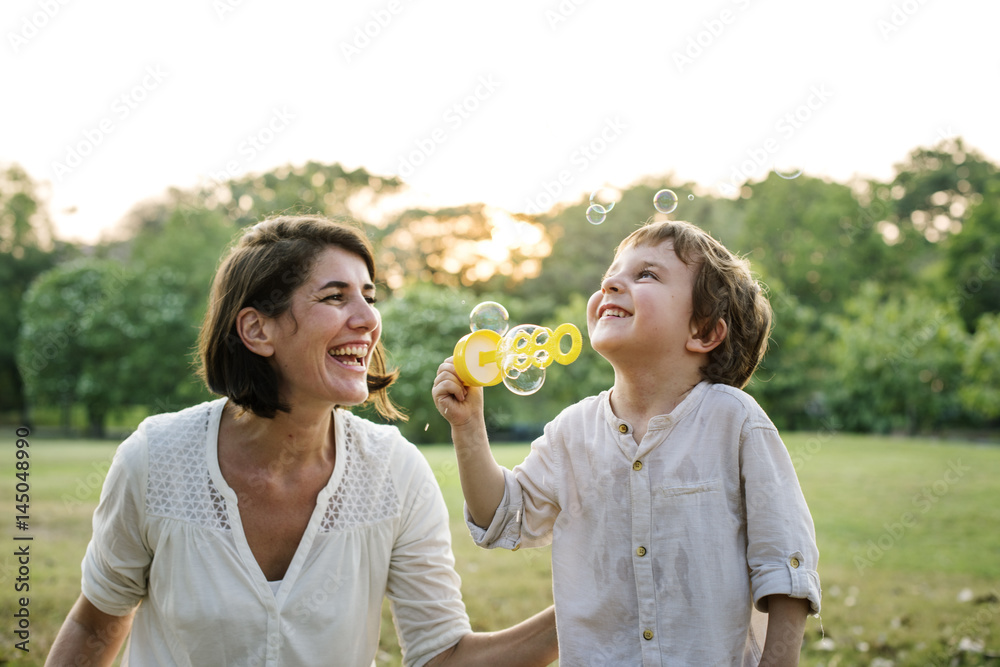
[352,301,379,331]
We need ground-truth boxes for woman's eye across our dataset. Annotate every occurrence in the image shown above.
[323,293,343,302]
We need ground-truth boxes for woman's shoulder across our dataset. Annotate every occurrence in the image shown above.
[338,410,420,461]
[134,399,224,448]
[140,398,225,429]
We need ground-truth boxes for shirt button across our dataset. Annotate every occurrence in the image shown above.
[643,629,654,640]
[636,546,646,557]
[632,460,643,471]
[790,557,800,569]
[618,423,629,434]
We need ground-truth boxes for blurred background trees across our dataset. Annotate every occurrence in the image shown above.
[4,137,998,441]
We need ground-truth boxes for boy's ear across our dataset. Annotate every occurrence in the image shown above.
[686,317,727,354]
[236,307,277,357]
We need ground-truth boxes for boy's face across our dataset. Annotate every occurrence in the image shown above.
[586,240,699,365]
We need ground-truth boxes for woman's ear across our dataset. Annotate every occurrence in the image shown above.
[236,307,276,357]
[686,317,727,354]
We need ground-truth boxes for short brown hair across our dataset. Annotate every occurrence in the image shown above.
[617,220,772,388]
[197,215,403,420]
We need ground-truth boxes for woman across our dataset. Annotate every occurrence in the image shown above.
[46,215,557,666]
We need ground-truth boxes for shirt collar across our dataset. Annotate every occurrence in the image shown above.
[601,381,711,434]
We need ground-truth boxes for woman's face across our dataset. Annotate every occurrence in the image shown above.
[267,245,381,411]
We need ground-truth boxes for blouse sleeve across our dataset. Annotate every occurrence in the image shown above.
[384,435,472,667]
[81,424,152,617]
[741,421,822,615]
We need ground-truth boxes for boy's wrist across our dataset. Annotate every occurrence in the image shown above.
[451,419,488,448]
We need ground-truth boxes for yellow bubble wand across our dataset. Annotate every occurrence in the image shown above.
[453,302,583,396]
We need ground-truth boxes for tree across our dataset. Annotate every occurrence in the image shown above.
[738,173,888,313]
[823,283,968,433]
[746,280,834,431]
[18,259,197,436]
[376,204,549,293]
[18,260,129,434]
[940,181,1000,331]
[0,164,67,423]
[220,162,403,228]
[888,138,997,247]
[960,313,1000,421]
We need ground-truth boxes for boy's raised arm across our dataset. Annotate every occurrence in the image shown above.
[432,357,506,528]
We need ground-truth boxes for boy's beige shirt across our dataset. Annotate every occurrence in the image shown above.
[468,381,821,666]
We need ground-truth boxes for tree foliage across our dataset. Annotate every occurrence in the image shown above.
[18,259,200,435]
[0,164,68,420]
[9,140,1000,436]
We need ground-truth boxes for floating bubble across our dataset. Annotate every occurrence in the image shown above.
[586,204,607,225]
[503,364,546,396]
[773,166,803,180]
[687,194,695,201]
[589,188,617,213]
[653,189,678,214]
[470,301,509,335]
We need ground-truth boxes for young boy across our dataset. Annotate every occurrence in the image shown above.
[433,220,821,666]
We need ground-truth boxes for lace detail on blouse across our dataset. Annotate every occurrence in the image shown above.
[321,412,400,531]
[143,403,399,534]
[145,403,231,531]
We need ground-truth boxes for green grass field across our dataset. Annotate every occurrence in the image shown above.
[1,432,997,666]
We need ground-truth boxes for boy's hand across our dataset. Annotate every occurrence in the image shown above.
[432,357,485,429]
[432,356,504,529]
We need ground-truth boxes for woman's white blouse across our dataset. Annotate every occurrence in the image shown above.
[82,399,470,666]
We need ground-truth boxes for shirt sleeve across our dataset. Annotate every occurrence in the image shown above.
[466,420,562,551]
[81,424,152,617]
[385,437,472,667]
[741,422,822,615]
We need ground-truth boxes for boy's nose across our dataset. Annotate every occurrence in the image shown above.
[601,276,622,293]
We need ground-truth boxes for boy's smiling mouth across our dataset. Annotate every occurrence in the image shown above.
[599,307,631,319]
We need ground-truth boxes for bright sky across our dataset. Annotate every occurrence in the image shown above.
[4,0,999,243]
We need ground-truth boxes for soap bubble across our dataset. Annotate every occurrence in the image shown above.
[687,194,695,201]
[589,188,617,213]
[586,204,607,225]
[773,166,803,180]
[500,324,536,359]
[497,324,549,395]
[533,328,550,348]
[653,189,678,214]
[503,364,546,395]
[470,301,509,335]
